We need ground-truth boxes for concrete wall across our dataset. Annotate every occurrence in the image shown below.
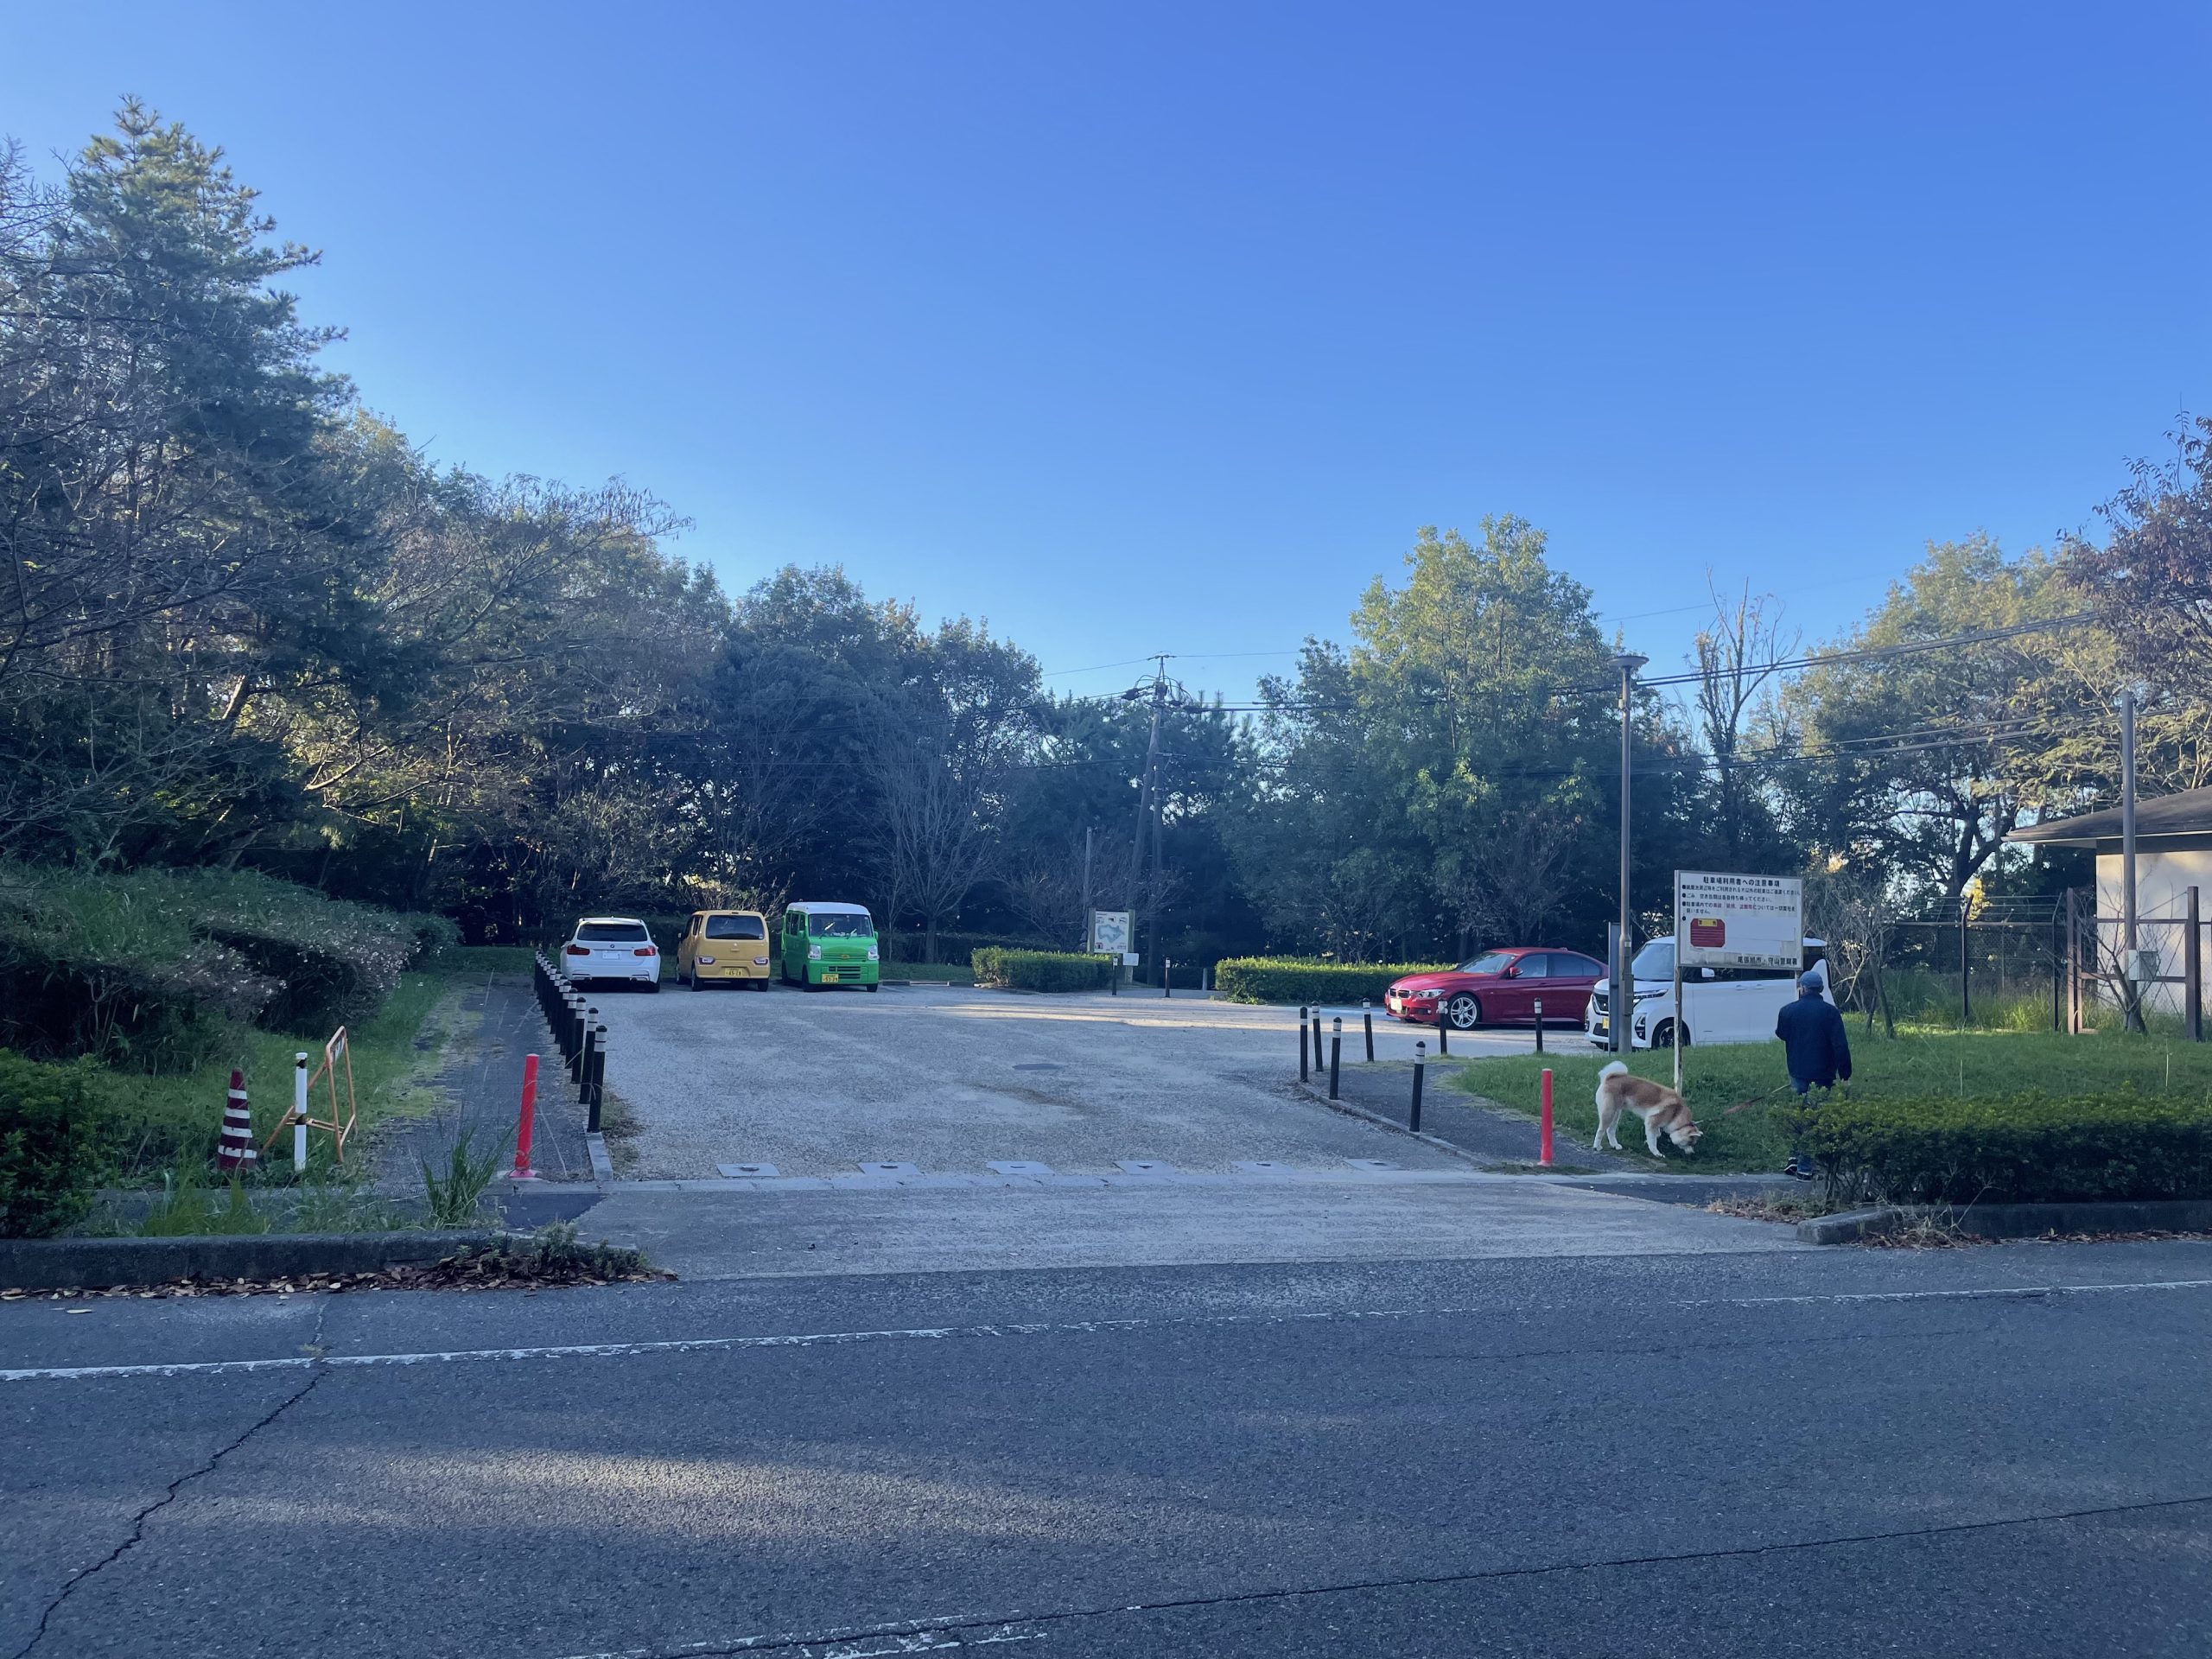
[2094,847,2212,1014]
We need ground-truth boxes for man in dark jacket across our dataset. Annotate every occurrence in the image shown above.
[1775,970,1851,1179]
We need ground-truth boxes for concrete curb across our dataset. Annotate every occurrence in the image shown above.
[584,1132,616,1184]
[1798,1198,2212,1246]
[1796,1207,1907,1245]
[0,1230,500,1292]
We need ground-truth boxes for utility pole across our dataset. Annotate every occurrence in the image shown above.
[1128,658,1170,985]
[1611,651,1648,1053]
[2121,685,2145,1033]
[1078,823,1093,952]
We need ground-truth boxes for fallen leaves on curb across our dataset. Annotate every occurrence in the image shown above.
[0,1232,675,1301]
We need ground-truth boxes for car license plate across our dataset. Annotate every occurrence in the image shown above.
[822,972,840,983]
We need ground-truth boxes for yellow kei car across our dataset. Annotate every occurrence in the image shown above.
[675,910,772,991]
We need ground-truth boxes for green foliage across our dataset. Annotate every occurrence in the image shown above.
[404,914,463,966]
[1803,1091,2212,1205]
[98,970,460,1185]
[0,861,415,1064]
[464,1221,655,1278]
[0,1052,107,1236]
[420,1127,509,1228]
[971,948,1116,993]
[1456,1031,2212,1175]
[1215,957,1449,1006]
[137,1166,271,1236]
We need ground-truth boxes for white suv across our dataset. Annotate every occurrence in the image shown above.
[562,916,662,990]
[1586,936,1829,1048]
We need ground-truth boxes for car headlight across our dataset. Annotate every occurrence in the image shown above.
[1411,988,1440,1000]
[867,944,879,962]
[808,944,823,961]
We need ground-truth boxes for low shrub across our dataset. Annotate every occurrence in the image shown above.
[972,948,1116,993]
[0,862,417,1057]
[403,913,463,967]
[0,1050,107,1237]
[1803,1090,2212,1205]
[1215,957,1451,1006]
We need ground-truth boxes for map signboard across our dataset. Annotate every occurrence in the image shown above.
[1674,872,1802,971]
[1089,910,1133,958]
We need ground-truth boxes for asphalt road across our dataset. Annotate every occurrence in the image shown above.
[589,984,1548,1179]
[7,1240,2211,1658]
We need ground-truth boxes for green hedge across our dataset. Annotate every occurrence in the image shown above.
[0,1050,105,1237]
[972,948,1116,993]
[1215,957,1450,1006]
[0,862,423,1064]
[1803,1090,2212,1205]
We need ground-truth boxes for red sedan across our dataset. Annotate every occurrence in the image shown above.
[1383,948,1605,1032]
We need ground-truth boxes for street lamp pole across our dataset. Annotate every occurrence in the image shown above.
[1612,652,1648,1054]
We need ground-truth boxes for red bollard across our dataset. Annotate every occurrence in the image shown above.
[513,1053,540,1180]
[1539,1067,1554,1167]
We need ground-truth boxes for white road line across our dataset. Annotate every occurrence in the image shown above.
[9,1277,2210,1384]
[1701,1277,2212,1307]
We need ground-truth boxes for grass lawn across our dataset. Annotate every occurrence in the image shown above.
[96,969,479,1185]
[1453,1028,2212,1175]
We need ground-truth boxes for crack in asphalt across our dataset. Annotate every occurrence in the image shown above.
[8,1303,331,1659]
[550,1490,2212,1659]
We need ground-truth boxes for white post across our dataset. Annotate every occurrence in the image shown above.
[1671,872,1684,1092]
[293,1052,310,1173]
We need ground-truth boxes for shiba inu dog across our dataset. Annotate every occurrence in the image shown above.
[1594,1061,1703,1159]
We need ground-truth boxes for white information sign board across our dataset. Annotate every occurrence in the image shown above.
[1090,910,1133,957]
[1674,871,1803,971]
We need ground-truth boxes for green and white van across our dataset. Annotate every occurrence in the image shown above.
[779,901,880,990]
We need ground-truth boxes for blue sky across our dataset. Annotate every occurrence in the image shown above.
[6,2,2207,703]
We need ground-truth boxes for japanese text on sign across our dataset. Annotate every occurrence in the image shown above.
[1674,871,1802,970]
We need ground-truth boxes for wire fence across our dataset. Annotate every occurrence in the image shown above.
[1841,890,2206,1037]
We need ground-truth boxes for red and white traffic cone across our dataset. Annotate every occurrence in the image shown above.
[216,1069,257,1171]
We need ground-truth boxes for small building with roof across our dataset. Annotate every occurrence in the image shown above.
[2008,785,2212,1014]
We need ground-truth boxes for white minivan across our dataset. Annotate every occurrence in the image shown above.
[1584,936,1829,1049]
[562,916,663,990]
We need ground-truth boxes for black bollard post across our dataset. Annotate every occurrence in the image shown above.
[1534,997,1544,1054]
[1298,1007,1310,1081]
[586,1024,607,1132]
[1363,999,1375,1062]
[1410,1040,1426,1133]
[1329,1018,1342,1100]
[1163,958,1172,999]
[1311,1012,1324,1074]
[1436,1018,1447,1057]
[577,1020,597,1106]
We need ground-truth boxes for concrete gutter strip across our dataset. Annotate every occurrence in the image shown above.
[1294,1082,1491,1169]
[1799,1198,2212,1245]
[0,1230,499,1292]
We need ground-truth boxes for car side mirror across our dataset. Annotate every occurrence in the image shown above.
[1501,964,1519,978]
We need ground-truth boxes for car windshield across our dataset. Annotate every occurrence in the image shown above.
[808,912,874,938]
[704,915,765,940]
[576,922,650,943]
[1455,951,1514,975]
[1630,940,1675,979]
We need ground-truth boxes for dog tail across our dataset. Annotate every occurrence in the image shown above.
[1598,1061,1627,1083]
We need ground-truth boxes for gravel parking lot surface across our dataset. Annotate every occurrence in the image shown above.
[589,983,1535,1179]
